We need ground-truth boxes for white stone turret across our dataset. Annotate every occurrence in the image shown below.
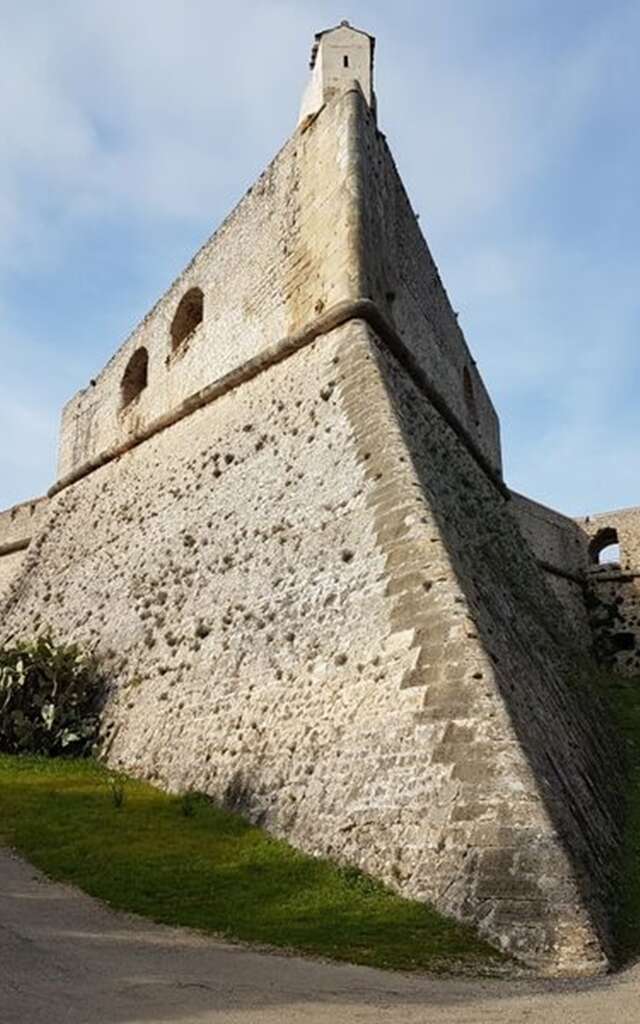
[298,20,376,126]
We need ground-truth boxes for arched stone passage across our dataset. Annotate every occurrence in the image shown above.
[120,348,148,409]
[589,526,620,566]
[170,287,204,352]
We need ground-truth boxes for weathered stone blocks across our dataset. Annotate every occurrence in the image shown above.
[0,63,629,977]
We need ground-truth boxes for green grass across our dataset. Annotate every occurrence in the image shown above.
[601,674,640,964]
[0,755,504,974]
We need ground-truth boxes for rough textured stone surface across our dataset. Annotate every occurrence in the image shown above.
[56,89,363,481]
[577,508,640,674]
[509,492,591,646]
[0,496,48,595]
[0,318,624,974]
[0,30,629,976]
[353,98,501,475]
[0,551,28,597]
[299,22,376,127]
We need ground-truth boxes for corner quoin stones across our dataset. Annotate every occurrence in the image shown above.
[0,22,630,976]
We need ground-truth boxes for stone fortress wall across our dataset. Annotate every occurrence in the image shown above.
[505,493,640,676]
[577,507,640,675]
[57,92,359,482]
[0,313,624,976]
[0,22,634,976]
[508,491,592,646]
[0,497,48,598]
[353,93,502,476]
[56,91,499,491]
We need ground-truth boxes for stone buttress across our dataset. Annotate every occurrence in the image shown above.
[0,26,624,975]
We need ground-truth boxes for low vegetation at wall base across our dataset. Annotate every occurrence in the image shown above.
[0,755,507,975]
[0,636,103,757]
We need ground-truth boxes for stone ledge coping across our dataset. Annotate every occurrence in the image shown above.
[587,571,640,583]
[49,298,509,501]
[0,494,47,519]
[533,560,640,588]
[537,559,585,586]
[0,538,30,558]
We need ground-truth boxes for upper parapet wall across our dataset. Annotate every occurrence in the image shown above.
[0,495,48,553]
[354,94,502,473]
[58,91,362,480]
[511,491,588,578]
[58,85,502,484]
[0,494,48,599]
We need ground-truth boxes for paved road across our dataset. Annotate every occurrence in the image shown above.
[2,849,639,1024]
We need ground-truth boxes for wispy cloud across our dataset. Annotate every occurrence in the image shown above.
[0,1,638,514]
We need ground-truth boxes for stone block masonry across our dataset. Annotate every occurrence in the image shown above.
[1,315,624,974]
[0,496,48,597]
[508,492,592,647]
[56,88,365,482]
[0,22,630,976]
[577,507,640,674]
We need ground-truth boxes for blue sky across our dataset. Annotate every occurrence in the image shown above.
[1,0,638,516]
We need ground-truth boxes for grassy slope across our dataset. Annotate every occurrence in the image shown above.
[0,755,504,974]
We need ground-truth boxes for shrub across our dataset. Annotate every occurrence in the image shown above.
[0,634,104,757]
[108,772,126,808]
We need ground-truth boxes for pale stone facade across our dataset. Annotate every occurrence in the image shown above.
[0,496,48,596]
[299,21,376,127]
[0,23,634,975]
[576,507,640,674]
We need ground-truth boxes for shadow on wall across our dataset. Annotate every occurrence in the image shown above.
[368,334,625,964]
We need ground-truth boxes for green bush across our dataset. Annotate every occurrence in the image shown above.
[0,634,104,757]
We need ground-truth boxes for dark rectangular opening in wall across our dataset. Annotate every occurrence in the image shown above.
[343,55,349,67]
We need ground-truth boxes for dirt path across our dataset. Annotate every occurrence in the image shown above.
[1,849,638,1024]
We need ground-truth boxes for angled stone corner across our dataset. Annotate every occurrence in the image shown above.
[339,321,622,973]
[0,25,626,978]
[332,89,624,971]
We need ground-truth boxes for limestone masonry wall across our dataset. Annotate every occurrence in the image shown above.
[354,94,502,475]
[0,496,48,549]
[57,88,501,493]
[505,497,640,672]
[509,491,591,646]
[1,319,622,973]
[299,23,375,126]
[577,508,640,675]
[58,90,362,481]
[0,551,30,599]
[0,496,48,597]
[0,74,628,976]
[579,507,640,571]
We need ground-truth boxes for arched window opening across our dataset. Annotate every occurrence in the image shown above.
[589,527,621,566]
[463,366,479,426]
[121,347,148,409]
[170,287,204,352]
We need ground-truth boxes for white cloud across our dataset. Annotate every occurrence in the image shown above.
[0,1,639,514]
[0,1,314,278]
